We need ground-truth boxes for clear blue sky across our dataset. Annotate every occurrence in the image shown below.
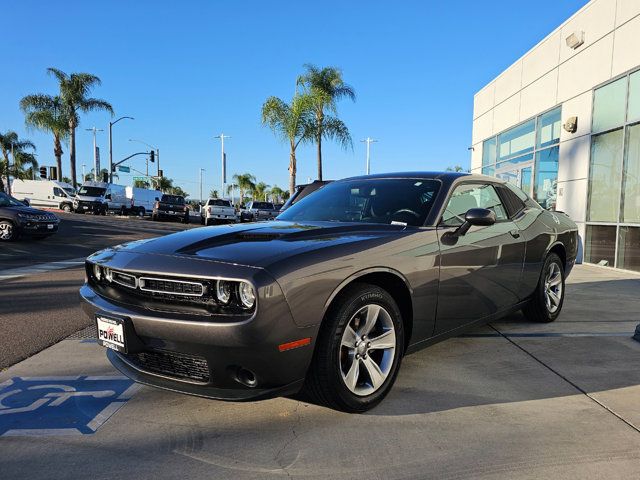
[1,0,588,198]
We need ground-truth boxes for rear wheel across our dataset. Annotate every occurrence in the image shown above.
[303,283,404,413]
[0,220,17,241]
[522,253,565,323]
[182,214,190,224]
[138,207,145,217]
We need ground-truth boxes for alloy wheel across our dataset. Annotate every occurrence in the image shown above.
[339,304,396,396]
[544,262,563,313]
[0,222,14,240]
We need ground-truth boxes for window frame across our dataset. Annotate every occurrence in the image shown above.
[438,181,511,228]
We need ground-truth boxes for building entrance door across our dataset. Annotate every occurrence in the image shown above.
[495,162,534,197]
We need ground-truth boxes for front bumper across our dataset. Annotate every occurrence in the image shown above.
[74,201,104,213]
[79,273,316,401]
[18,219,59,235]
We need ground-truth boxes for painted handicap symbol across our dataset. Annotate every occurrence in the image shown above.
[0,376,138,436]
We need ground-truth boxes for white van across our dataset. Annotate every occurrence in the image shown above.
[74,182,128,214]
[11,179,76,212]
[126,186,162,216]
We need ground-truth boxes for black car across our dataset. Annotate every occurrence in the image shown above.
[280,180,332,211]
[152,194,190,223]
[0,192,59,241]
[81,172,578,412]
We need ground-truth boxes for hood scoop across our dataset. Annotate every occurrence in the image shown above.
[235,232,284,241]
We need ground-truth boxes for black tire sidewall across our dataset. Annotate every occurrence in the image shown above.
[317,284,404,412]
[536,253,565,322]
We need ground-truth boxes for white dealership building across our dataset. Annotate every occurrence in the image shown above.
[471,0,640,272]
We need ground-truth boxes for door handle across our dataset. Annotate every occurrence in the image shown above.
[509,230,521,239]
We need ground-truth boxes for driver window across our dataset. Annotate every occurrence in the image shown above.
[53,187,65,197]
[441,183,507,227]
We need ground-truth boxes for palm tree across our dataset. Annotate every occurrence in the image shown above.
[133,179,150,188]
[20,94,70,181]
[47,68,113,187]
[0,131,36,194]
[209,189,219,198]
[153,176,173,192]
[11,151,39,181]
[261,93,314,195]
[297,65,355,181]
[446,165,465,172]
[269,185,285,202]
[253,182,270,201]
[84,168,116,182]
[232,173,256,202]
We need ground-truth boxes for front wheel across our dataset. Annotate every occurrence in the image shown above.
[61,204,72,213]
[303,283,404,413]
[0,220,17,241]
[522,253,565,323]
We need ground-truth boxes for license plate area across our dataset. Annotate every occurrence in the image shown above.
[96,315,127,353]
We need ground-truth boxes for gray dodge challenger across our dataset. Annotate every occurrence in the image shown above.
[81,172,578,412]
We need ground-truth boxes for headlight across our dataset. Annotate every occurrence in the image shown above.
[238,281,256,309]
[17,213,36,220]
[93,264,102,281]
[215,280,232,304]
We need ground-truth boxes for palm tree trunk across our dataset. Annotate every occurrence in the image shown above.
[0,155,6,193]
[289,146,297,196]
[54,134,63,181]
[317,133,322,181]
[69,121,77,187]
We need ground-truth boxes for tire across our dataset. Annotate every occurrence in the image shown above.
[183,215,190,224]
[303,283,404,413]
[200,216,205,225]
[61,204,72,213]
[0,220,17,241]
[151,214,158,222]
[138,207,145,217]
[522,253,565,323]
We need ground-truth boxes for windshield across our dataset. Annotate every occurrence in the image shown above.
[277,178,441,226]
[161,195,184,204]
[210,199,231,206]
[63,187,76,197]
[78,186,106,197]
[0,192,26,207]
[252,202,273,209]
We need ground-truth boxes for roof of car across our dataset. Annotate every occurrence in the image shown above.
[341,171,503,183]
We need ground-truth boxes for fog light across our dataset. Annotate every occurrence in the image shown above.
[93,264,102,281]
[238,281,255,309]
[216,280,232,304]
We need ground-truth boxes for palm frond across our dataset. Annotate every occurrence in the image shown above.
[80,97,114,115]
[322,116,353,150]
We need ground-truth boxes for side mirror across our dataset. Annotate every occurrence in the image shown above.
[23,198,30,206]
[105,194,112,200]
[457,208,496,236]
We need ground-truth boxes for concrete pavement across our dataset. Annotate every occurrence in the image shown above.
[0,264,639,479]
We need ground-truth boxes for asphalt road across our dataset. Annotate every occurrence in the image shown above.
[0,213,198,368]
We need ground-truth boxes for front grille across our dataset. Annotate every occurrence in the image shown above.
[111,271,137,288]
[140,277,204,296]
[124,349,210,383]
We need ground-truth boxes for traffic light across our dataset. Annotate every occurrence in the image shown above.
[49,166,57,180]
[39,167,47,179]
[149,150,155,163]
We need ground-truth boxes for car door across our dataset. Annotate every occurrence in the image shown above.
[434,182,525,335]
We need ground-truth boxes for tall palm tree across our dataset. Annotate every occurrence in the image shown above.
[153,176,173,192]
[261,93,314,195]
[0,131,36,194]
[232,173,256,202]
[269,185,284,202]
[209,189,219,198]
[253,182,270,201]
[11,151,39,181]
[47,68,113,187]
[297,65,355,181]
[20,94,70,181]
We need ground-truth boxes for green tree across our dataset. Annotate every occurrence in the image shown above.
[253,182,269,201]
[445,165,465,172]
[152,176,173,192]
[20,94,70,181]
[297,65,355,181]
[62,176,72,184]
[232,173,256,203]
[0,131,36,194]
[261,93,314,195]
[47,68,113,187]
[209,189,219,198]
[133,179,150,188]
[269,185,284,202]
[168,185,189,198]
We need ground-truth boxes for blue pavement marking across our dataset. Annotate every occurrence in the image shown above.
[0,375,139,436]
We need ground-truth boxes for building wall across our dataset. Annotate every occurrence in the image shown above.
[471,0,640,262]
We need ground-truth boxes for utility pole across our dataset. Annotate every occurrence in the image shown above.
[86,127,104,180]
[109,116,134,183]
[199,168,205,205]
[361,137,378,175]
[214,133,230,198]
[7,143,14,197]
[82,163,86,182]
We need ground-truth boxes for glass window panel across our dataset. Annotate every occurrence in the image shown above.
[627,71,640,123]
[617,226,640,272]
[587,130,623,222]
[534,146,559,210]
[482,137,496,167]
[537,107,561,148]
[442,183,508,226]
[585,225,616,267]
[498,120,535,161]
[495,153,534,171]
[592,77,627,133]
[481,166,494,176]
[622,124,640,223]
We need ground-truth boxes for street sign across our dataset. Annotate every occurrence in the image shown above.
[118,165,130,173]
[132,176,149,182]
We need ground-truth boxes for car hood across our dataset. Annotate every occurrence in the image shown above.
[105,220,414,268]
[1,205,54,216]
[75,195,104,202]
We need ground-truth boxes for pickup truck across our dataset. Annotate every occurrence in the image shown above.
[152,194,190,223]
[200,198,237,225]
[240,201,278,222]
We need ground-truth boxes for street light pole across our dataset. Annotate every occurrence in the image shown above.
[361,137,378,175]
[82,163,86,182]
[199,168,205,205]
[129,139,157,179]
[86,127,104,179]
[7,142,14,197]
[214,133,231,198]
[109,116,134,183]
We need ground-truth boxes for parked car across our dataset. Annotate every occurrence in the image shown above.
[240,201,278,222]
[11,179,76,212]
[81,172,578,412]
[280,180,331,212]
[126,186,162,217]
[0,192,59,241]
[201,198,236,225]
[74,182,129,215]
[152,194,189,223]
